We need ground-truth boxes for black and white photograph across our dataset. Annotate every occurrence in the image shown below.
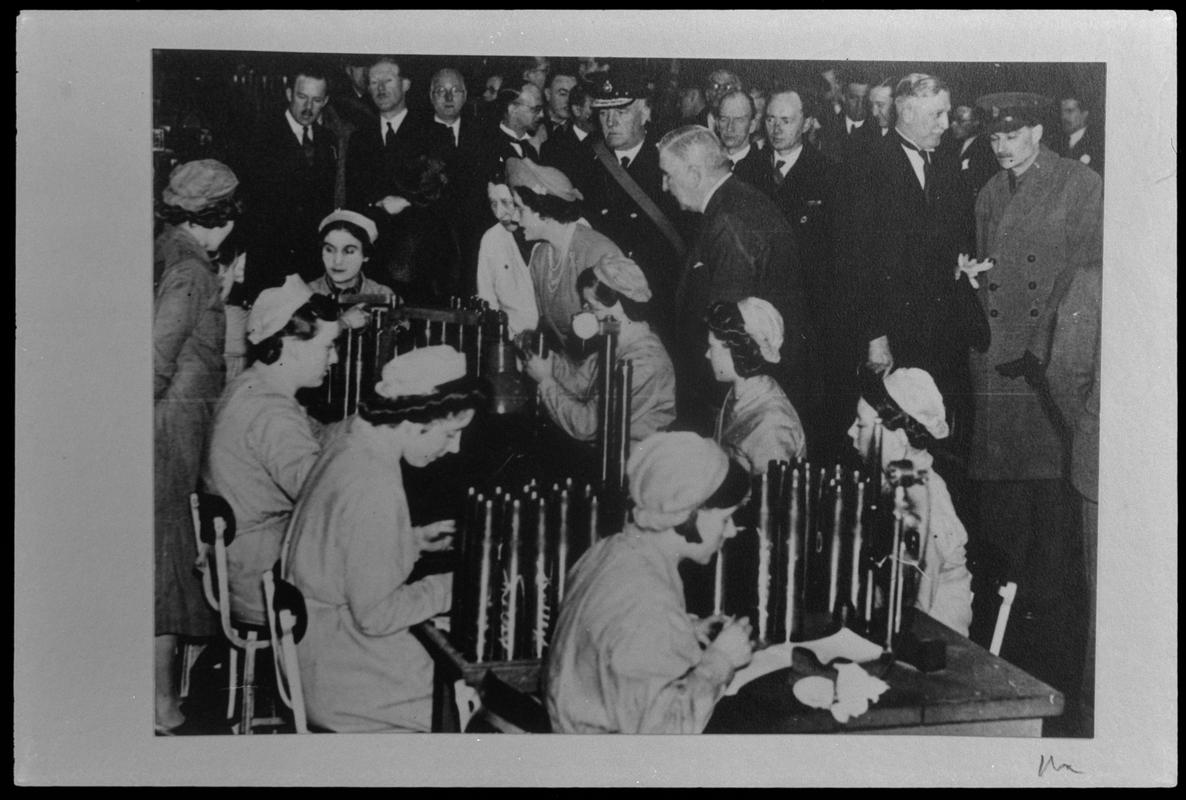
[15,9,1176,787]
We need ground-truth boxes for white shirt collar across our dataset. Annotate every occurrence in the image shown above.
[285,109,313,144]
[960,135,977,156]
[434,115,461,144]
[500,122,528,142]
[612,140,645,165]
[773,143,804,174]
[845,117,865,133]
[573,126,589,142]
[699,172,732,212]
[1068,127,1087,148]
[379,107,409,137]
[728,142,752,164]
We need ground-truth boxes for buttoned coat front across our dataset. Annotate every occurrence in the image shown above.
[969,145,1103,481]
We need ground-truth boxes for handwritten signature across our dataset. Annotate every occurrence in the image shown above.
[1038,754,1085,777]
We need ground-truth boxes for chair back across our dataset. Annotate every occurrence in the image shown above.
[189,491,260,649]
[262,562,309,733]
[989,581,1017,657]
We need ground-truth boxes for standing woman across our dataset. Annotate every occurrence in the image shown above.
[282,346,484,732]
[506,157,623,355]
[522,255,676,448]
[153,159,243,732]
[705,298,806,475]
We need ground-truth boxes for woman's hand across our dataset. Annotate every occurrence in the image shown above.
[865,335,894,376]
[707,616,754,669]
[522,351,553,385]
[413,520,456,553]
[692,614,731,648]
[218,251,246,301]
[375,195,411,216]
[340,303,371,330]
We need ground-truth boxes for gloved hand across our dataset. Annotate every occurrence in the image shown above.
[995,350,1046,387]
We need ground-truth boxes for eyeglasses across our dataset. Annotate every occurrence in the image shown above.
[432,87,464,99]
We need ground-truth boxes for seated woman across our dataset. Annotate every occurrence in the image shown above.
[282,346,484,732]
[522,255,676,448]
[307,209,397,331]
[847,367,974,636]
[202,274,343,626]
[545,432,755,733]
[706,298,806,474]
[506,157,622,356]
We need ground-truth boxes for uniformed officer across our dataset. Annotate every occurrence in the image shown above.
[966,91,1102,711]
[572,70,689,344]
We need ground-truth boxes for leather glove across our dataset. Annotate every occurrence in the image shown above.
[995,350,1046,387]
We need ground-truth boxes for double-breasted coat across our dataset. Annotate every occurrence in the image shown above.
[969,145,1103,481]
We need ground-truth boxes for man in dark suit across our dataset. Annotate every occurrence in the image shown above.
[238,62,338,298]
[749,85,842,453]
[344,56,450,300]
[333,56,378,132]
[939,103,1000,206]
[572,72,690,342]
[539,80,599,199]
[1058,92,1103,177]
[479,81,546,178]
[840,72,980,464]
[658,124,810,431]
[816,69,872,166]
[713,89,765,188]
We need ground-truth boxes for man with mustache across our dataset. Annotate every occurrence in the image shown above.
[238,62,338,299]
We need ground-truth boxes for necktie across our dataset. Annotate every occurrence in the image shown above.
[385,121,396,148]
[301,125,314,166]
[620,156,631,169]
[1007,169,1018,195]
[898,134,932,199]
[921,150,933,203]
[774,159,786,186]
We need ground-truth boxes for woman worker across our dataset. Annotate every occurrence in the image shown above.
[202,275,343,627]
[506,157,622,356]
[706,298,807,474]
[522,254,676,448]
[545,432,756,733]
[308,209,396,301]
[847,367,974,636]
[153,158,243,733]
[282,346,484,732]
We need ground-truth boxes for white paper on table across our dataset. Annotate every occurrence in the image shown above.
[723,629,883,697]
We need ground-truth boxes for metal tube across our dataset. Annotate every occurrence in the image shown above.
[598,328,617,484]
[885,485,906,649]
[784,465,802,643]
[826,478,844,614]
[849,477,866,612]
[557,487,570,602]
[475,498,495,662]
[533,493,549,658]
[351,329,364,417]
[501,499,522,660]
[755,470,771,641]
[614,359,633,490]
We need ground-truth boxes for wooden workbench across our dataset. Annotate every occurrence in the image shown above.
[706,612,1064,736]
[416,612,1064,736]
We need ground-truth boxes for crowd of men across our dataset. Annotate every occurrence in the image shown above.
[157,54,1103,737]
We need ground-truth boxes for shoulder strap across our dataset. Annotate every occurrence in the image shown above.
[591,139,687,262]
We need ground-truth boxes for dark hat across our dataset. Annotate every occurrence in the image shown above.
[589,71,646,109]
[976,92,1052,134]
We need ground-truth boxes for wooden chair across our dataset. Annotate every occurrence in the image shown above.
[262,563,309,733]
[189,492,285,734]
[989,581,1018,657]
[463,670,552,734]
